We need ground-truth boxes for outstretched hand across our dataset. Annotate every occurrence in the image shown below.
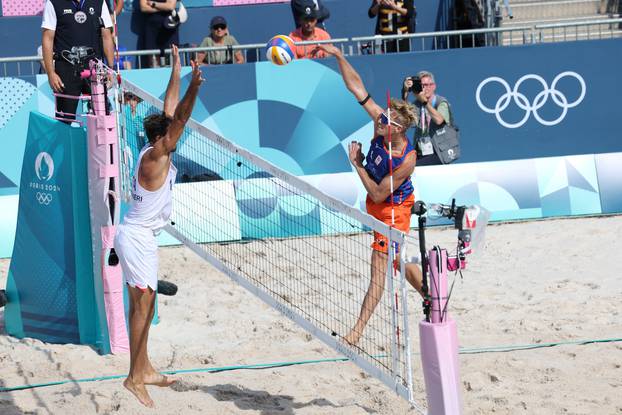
[312,44,343,58]
[190,60,204,86]
[171,44,181,73]
[348,141,364,167]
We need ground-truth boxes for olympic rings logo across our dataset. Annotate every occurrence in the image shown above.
[36,192,53,205]
[475,72,586,128]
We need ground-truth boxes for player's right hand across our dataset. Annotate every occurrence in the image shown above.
[312,44,342,58]
[190,60,204,86]
[48,71,64,92]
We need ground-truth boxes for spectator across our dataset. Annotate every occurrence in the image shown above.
[368,0,415,53]
[139,0,179,67]
[196,16,245,65]
[123,91,146,154]
[402,71,453,166]
[41,0,114,122]
[288,7,332,59]
[291,0,330,30]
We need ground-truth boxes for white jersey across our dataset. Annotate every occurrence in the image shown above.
[123,145,177,233]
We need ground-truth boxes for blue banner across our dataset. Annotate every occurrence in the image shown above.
[1,39,622,257]
[4,112,106,351]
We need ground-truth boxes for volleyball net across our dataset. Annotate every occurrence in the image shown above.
[119,78,422,409]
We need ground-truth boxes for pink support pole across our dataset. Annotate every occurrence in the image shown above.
[429,248,448,324]
[419,319,462,414]
[420,247,462,414]
[85,61,129,354]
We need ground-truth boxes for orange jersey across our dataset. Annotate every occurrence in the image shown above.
[288,28,332,59]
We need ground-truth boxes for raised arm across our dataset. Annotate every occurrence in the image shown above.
[163,45,181,117]
[157,60,203,155]
[314,44,383,121]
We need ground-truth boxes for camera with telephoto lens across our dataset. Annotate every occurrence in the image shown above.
[60,46,96,76]
[409,76,423,94]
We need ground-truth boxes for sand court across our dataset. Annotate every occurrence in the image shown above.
[1,215,621,414]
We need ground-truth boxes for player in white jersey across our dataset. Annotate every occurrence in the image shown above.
[114,45,203,408]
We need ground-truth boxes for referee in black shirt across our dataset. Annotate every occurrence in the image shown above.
[42,0,114,122]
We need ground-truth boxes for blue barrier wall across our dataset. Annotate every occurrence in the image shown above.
[4,112,108,351]
[1,39,621,257]
[0,0,444,59]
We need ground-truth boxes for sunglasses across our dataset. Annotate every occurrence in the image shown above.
[380,112,403,128]
[212,24,227,30]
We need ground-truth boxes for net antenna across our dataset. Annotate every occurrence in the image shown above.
[120,78,424,412]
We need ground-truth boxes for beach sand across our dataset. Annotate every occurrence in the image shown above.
[1,215,621,414]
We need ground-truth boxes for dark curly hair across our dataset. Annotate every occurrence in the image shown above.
[143,113,172,144]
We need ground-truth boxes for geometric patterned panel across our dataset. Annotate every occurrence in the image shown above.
[0,171,16,189]
[536,155,601,217]
[1,0,45,16]
[594,152,622,214]
[0,78,36,129]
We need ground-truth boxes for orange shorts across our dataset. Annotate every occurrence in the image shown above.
[366,194,414,253]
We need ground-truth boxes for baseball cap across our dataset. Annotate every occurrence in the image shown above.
[210,16,227,28]
[302,6,318,20]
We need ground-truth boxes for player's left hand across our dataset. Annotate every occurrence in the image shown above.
[312,44,342,58]
[171,44,181,73]
[348,141,364,167]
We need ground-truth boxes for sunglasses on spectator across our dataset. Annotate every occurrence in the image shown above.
[380,112,403,128]
[212,24,227,30]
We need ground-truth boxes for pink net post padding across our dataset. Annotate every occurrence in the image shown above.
[1,0,45,16]
[419,319,463,414]
[102,264,130,354]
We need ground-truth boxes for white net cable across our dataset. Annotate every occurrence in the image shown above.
[119,78,423,410]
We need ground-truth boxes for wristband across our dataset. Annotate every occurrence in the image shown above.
[358,93,371,106]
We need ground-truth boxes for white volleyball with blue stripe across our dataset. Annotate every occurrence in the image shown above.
[266,35,296,66]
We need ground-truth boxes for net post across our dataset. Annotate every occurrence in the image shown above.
[387,230,400,382]
[398,231,415,403]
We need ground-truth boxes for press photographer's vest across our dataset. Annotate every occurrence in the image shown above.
[50,0,104,58]
[413,94,453,141]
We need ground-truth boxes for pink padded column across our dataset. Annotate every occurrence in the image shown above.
[419,319,463,414]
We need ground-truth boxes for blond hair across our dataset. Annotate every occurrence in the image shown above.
[389,98,418,130]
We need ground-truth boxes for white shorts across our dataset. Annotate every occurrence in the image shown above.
[114,223,158,291]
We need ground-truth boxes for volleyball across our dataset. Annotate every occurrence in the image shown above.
[266,35,296,66]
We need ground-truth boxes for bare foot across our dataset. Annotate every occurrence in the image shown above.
[144,372,177,387]
[123,377,155,408]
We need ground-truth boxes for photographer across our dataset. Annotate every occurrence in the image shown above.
[42,0,114,123]
[402,71,454,165]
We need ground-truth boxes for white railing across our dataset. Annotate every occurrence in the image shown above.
[1,19,620,77]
